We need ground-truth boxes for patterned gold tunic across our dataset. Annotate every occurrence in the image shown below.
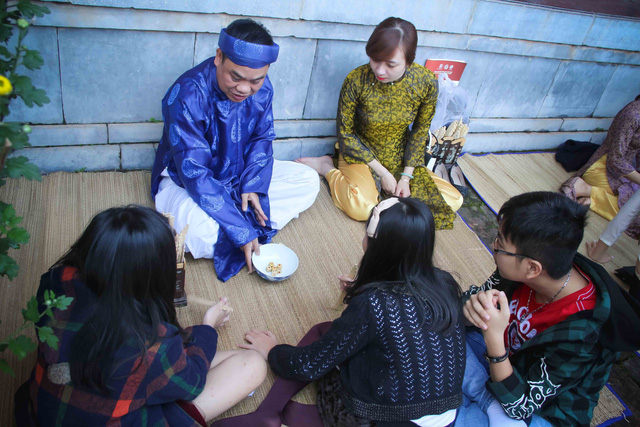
[337,62,455,229]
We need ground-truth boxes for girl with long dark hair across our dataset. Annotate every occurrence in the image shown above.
[213,197,465,426]
[23,205,266,426]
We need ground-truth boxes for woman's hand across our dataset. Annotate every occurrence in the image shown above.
[239,329,278,360]
[380,171,397,195]
[394,179,411,197]
[338,274,354,291]
[202,297,233,329]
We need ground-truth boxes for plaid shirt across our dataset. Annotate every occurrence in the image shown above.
[463,254,640,427]
[29,266,218,426]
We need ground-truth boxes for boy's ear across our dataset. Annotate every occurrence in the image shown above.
[524,259,543,280]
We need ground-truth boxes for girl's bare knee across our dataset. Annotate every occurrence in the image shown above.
[242,350,268,387]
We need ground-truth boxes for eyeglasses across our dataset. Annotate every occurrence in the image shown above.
[492,236,529,259]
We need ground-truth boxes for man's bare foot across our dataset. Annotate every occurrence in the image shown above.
[573,177,592,199]
[295,155,335,177]
[586,240,613,263]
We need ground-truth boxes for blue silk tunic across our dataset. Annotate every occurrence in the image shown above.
[151,58,277,281]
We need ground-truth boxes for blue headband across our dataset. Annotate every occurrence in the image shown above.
[218,28,279,69]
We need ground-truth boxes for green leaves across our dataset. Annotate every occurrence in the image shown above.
[11,74,49,107]
[37,326,58,350]
[16,0,51,19]
[0,253,18,279]
[21,296,38,323]
[8,335,36,359]
[1,156,41,180]
[0,201,31,280]
[0,0,54,376]
[21,49,43,70]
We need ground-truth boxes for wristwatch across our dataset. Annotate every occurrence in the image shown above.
[484,351,509,364]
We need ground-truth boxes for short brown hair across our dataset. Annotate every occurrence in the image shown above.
[365,17,417,64]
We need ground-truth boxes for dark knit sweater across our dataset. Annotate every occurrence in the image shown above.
[268,288,465,421]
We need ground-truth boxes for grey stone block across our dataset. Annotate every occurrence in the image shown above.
[585,17,640,52]
[539,62,616,118]
[300,0,476,35]
[590,132,607,145]
[560,118,613,132]
[299,137,336,158]
[269,37,317,120]
[6,27,63,124]
[572,47,640,66]
[462,131,594,153]
[303,40,368,119]
[58,28,194,123]
[42,3,224,34]
[193,33,218,66]
[56,0,304,19]
[468,2,593,46]
[121,143,156,170]
[469,118,563,133]
[471,55,560,118]
[275,120,336,138]
[29,124,108,147]
[109,122,164,143]
[593,65,640,117]
[466,36,572,61]
[272,138,302,161]
[418,32,469,51]
[11,145,120,173]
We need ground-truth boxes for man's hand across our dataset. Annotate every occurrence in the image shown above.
[394,179,411,197]
[241,238,260,273]
[381,171,397,195]
[241,192,268,227]
[239,329,278,360]
[463,289,501,330]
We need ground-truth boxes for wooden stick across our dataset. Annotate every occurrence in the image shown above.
[188,295,233,312]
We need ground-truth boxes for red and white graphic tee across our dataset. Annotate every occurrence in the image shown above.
[505,265,597,355]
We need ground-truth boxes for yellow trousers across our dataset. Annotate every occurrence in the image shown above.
[326,155,463,221]
[582,155,619,221]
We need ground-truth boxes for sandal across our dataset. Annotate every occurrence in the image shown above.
[449,164,468,197]
[434,163,451,183]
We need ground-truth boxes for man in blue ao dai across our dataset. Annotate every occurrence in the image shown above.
[151,19,319,281]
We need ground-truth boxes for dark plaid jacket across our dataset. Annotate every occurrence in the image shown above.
[29,266,218,426]
[463,253,640,427]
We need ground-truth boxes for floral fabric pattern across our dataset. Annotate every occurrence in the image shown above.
[337,63,455,229]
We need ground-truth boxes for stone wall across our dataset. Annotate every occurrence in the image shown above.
[10,0,640,172]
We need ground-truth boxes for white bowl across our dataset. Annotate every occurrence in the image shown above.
[252,243,299,282]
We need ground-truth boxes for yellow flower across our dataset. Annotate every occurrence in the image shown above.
[0,76,13,96]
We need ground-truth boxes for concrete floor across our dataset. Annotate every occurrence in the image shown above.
[457,185,640,426]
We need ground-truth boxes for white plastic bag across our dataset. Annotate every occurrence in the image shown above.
[430,74,470,133]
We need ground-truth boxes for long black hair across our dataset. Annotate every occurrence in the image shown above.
[344,197,462,334]
[54,205,187,394]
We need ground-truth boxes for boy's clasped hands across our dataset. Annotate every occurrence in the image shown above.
[463,290,511,339]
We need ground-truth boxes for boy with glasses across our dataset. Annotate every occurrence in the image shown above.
[456,191,640,426]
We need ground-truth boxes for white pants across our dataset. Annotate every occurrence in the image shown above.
[155,160,320,259]
[600,188,640,261]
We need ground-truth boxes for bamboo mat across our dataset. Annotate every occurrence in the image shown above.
[458,152,632,426]
[0,171,495,426]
